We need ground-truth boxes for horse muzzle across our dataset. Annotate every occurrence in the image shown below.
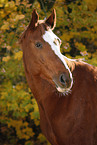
[53,72,73,93]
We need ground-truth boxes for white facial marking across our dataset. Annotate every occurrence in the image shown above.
[42,29,73,91]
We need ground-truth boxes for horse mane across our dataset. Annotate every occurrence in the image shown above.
[63,56,82,72]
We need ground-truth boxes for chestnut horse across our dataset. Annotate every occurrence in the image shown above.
[20,9,97,145]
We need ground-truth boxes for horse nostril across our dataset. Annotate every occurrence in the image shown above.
[53,73,72,92]
[59,74,66,86]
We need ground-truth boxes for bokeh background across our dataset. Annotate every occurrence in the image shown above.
[0,0,97,144]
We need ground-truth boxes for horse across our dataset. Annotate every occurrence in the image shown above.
[20,9,97,145]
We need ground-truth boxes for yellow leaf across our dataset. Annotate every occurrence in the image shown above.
[14,51,23,60]
[15,14,25,21]
[1,23,9,30]
[16,0,20,6]
[25,141,34,145]
[0,0,7,3]
[2,56,10,62]
[34,119,40,126]
[16,84,23,91]
[0,4,3,7]
[38,133,47,143]
[10,24,15,29]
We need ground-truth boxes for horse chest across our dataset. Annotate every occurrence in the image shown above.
[38,88,97,145]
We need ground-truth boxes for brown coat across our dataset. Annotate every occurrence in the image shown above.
[20,9,97,145]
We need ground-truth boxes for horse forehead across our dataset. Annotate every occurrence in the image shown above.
[43,29,60,40]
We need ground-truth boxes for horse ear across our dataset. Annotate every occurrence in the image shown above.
[29,9,39,29]
[45,9,56,30]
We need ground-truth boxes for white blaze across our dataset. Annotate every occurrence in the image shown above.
[42,29,73,90]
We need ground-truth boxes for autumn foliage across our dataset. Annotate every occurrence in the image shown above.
[0,0,97,144]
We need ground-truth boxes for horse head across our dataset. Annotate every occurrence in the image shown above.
[20,9,73,94]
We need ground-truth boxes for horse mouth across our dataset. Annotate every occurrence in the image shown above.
[54,82,71,93]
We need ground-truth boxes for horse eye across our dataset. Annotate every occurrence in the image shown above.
[35,42,42,48]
